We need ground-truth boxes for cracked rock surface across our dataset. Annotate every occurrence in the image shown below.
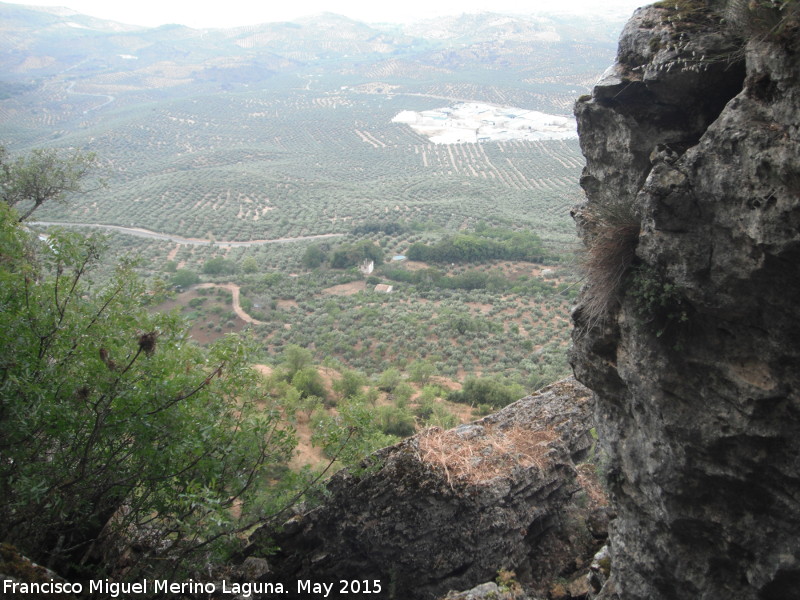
[247,379,602,600]
[572,4,799,599]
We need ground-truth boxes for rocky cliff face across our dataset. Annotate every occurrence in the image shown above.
[248,379,606,600]
[572,2,799,599]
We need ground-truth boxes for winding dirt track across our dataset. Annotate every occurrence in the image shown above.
[196,283,266,325]
[30,221,344,247]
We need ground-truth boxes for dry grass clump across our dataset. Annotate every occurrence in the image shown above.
[725,0,800,42]
[577,200,641,331]
[575,462,609,507]
[416,424,557,487]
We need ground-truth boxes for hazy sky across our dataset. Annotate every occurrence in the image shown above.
[13,0,647,28]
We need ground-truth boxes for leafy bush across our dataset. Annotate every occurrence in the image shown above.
[203,256,238,275]
[408,359,437,385]
[626,263,691,342]
[170,268,200,288]
[332,369,367,400]
[0,203,294,580]
[376,405,417,438]
[291,367,328,400]
[427,404,459,429]
[330,240,384,269]
[311,399,398,468]
[351,221,408,236]
[448,377,526,409]
[376,367,403,392]
[280,344,314,379]
[302,244,328,268]
[407,228,548,264]
[241,256,259,273]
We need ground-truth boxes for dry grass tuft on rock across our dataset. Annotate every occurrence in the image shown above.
[577,199,641,331]
[416,424,557,487]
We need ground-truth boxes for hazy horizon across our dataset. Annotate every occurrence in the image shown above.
[7,0,646,29]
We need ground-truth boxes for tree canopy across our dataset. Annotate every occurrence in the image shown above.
[1,146,98,221]
[406,229,549,264]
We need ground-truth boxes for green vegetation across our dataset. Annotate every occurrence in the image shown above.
[171,268,200,287]
[304,239,385,269]
[0,202,295,581]
[407,227,550,264]
[627,263,690,341]
[0,146,98,221]
[0,10,633,588]
[447,376,527,409]
[330,239,385,269]
[1,14,596,509]
[203,256,238,274]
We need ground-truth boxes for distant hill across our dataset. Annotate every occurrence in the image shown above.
[0,2,624,90]
[0,1,631,384]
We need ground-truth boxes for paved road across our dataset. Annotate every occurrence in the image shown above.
[31,221,344,247]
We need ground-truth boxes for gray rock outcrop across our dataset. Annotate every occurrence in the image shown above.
[572,2,799,599]
[247,379,603,600]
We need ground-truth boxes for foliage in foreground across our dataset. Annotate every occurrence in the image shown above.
[0,203,296,581]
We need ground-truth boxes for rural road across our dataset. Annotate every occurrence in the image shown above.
[30,221,344,247]
[195,283,266,325]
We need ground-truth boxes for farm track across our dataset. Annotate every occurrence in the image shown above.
[195,283,265,325]
[65,81,115,112]
[30,221,344,247]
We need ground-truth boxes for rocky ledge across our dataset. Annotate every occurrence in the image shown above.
[246,378,608,600]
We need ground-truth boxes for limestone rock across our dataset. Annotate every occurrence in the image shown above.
[440,581,527,600]
[0,543,78,600]
[572,3,799,599]
[247,379,599,600]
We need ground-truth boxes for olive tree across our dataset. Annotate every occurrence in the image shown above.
[0,146,99,221]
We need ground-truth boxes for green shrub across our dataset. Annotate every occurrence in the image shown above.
[427,404,459,430]
[0,203,294,580]
[170,268,200,288]
[377,367,402,392]
[291,367,327,400]
[448,377,525,409]
[203,256,237,275]
[376,405,416,438]
[626,264,690,341]
[332,369,367,400]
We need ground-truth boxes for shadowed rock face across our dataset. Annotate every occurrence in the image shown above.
[247,379,600,600]
[572,4,799,599]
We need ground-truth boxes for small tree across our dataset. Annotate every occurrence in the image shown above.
[241,256,259,273]
[302,244,327,268]
[377,367,403,392]
[171,268,200,288]
[332,369,367,400]
[291,367,327,400]
[1,146,98,221]
[408,359,437,385]
[203,256,237,275]
[280,344,314,380]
